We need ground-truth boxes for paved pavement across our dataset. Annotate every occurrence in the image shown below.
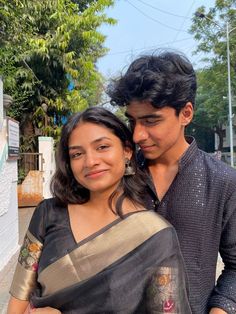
[0,207,224,314]
[0,207,34,314]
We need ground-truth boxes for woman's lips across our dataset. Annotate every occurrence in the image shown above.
[85,169,108,178]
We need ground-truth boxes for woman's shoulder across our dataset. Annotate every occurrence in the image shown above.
[35,197,66,213]
[29,198,67,232]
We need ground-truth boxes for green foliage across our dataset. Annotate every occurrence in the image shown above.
[189,0,236,150]
[190,0,236,65]
[18,167,26,184]
[0,0,115,150]
[191,65,230,150]
[20,134,37,152]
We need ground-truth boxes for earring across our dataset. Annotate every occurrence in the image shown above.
[124,158,135,176]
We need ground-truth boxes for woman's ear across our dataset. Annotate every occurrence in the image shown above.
[124,146,133,161]
[180,102,194,126]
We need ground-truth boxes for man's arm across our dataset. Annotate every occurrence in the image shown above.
[208,189,236,313]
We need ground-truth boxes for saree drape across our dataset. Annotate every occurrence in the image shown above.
[10,198,191,313]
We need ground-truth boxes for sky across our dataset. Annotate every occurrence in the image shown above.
[97,0,216,78]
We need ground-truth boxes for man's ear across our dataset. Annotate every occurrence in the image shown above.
[180,102,194,126]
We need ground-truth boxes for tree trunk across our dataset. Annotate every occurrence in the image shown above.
[19,113,37,177]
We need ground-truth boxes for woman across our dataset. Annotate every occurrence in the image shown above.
[8,107,191,314]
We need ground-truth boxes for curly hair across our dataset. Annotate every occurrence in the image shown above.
[50,106,147,216]
[108,50,197,114]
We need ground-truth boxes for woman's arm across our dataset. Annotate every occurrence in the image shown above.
[209,308,227,314]
[7,296,29,314]
[7,297,61,314]
[9,203,45,306]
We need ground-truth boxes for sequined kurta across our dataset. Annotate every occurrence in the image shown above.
[139,137,236,314]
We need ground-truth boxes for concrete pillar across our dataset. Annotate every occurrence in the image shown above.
[38,136,55,199]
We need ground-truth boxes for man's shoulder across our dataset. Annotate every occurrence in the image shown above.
[199,149,236,182]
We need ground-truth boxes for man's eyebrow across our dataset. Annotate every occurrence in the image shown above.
[68,137,111,150]
[125,112,163,120]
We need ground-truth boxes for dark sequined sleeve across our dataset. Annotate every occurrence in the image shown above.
[208,189,236,313]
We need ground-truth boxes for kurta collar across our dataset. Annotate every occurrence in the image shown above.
[137,136,198,174]
[178,136,198,173]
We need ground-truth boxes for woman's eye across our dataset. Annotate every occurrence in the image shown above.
[97,145,109,151]
[70,152,82,159]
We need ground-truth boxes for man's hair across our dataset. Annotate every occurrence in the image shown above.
[50,106,146,216]
[108,51,197,114]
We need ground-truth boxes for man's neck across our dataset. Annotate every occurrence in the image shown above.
[147,137,190,201]
[149,137,190,169]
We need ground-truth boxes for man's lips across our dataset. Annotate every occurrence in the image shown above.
[139,144,155,151]
[85,169,108,178]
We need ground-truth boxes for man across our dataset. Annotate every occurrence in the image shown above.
[108,51,236,314]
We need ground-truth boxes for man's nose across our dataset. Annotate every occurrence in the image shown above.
[132,123,148,143]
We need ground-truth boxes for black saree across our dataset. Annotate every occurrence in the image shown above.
[10,198,191,313]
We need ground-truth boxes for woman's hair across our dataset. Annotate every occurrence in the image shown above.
[51,106,147,216]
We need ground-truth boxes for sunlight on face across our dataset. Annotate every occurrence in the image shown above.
[68,122,132,196]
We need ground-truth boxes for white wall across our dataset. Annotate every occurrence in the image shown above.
[38,136,55,199]
[0,79,19,271]
[0,77,3,131]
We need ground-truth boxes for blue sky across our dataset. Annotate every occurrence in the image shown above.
[97,0,216,78]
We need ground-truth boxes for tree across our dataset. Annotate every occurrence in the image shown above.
[188,64,228,151]
[191,0,236,72]
[189,0,236,151]
[0,0,115,150]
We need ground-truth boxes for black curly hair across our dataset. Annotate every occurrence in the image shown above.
[108,50,197,115]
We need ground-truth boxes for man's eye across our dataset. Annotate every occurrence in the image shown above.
[143,119,159,125]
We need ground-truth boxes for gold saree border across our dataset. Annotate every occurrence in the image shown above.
[10,230,43,300]
[39,211,170,296]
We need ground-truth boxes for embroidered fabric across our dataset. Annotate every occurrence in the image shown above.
[18,233,42,272]
[147,267,181,313]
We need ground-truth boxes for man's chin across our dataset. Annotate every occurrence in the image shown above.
[142,151,159,160]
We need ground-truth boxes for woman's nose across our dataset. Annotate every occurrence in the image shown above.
[84,151,99,168]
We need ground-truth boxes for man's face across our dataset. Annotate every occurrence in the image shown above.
[126,101,193,162]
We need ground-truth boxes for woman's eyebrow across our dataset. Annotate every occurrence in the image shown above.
[68,137,112,150]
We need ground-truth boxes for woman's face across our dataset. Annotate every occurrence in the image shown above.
[68,122,132,197]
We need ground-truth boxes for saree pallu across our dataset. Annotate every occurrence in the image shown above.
[10,198,191,313]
